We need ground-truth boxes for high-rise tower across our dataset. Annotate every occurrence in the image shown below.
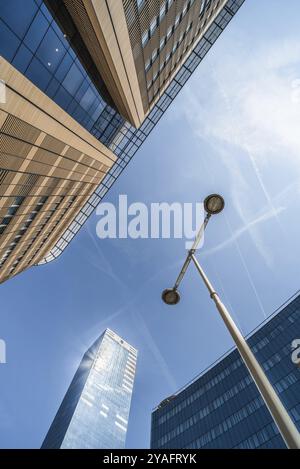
[0,0,245,282]
[41,329,137,449]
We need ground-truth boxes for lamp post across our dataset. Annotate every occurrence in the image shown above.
[162,194,300,449]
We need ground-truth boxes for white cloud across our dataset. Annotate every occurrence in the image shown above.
[172,36,300,265]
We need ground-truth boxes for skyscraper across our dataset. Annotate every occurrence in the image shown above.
[151,293,300,449]
[0,0,245,282]
[41,329,137,449]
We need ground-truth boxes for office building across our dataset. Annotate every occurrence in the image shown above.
[151,293,300,449]
[0,0,245,282]
[42,328,137,449]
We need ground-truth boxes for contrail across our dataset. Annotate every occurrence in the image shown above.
[131,309,178,391]
[203,205,285,257]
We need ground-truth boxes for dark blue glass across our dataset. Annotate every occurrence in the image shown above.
[91,105,102,122]
[0,0,37,38]
[80,86,97,112]
[75,79,89,102]
[0,19,20,61]
[54,51,73,82]
[62,62,84,95]
[40,1,54,22]
[54,86,73,109]
[46,76,60,98]
[23,10,49,52]
[12,44,33,73]
[25,57,52,91]
[36,27,65,71]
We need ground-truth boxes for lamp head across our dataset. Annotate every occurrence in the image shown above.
[162,288,181,305]
[204,194,225,215]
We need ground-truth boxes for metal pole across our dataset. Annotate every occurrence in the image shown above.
[191,253,300,449]
[173,213,211,290]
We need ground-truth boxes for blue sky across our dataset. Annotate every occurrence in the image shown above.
[1,0,300,449]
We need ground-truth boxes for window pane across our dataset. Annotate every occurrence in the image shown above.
[80,87,96,112]
[62,62,84,95]
[24,11,49,52]
[55,52,73,82]
[0,19,20,61]
[36,27,66,71]
[12,44,33,73]
[26,57,52,91]
[0,0,37,38]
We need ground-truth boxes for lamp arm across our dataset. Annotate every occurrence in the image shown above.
[173,213,211,290]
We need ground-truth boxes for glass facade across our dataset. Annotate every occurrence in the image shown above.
[0,1,245,264]
[151,294,300,449]
[41,329,137,449]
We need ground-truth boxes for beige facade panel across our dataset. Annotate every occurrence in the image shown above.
[62,0,145,127]
[0,57,115,283]
[45,1,226,129]
[123,0,227,109]
[148,0,228,109]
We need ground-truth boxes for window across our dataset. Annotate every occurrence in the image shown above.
[36,27,65,71]
[151,49,158,62]
[23,11,48,52]
[200,0,206,15]
[150,17,157,37]
[12,44,33,73]
[63,62,84,95]
[166,26,173,40]
[0,0,37,39]
[137,0,145,11]
[0,20,20,61]
[80,87,97,112]
[159,38,165,51]
[187,22,193,32]
[175,14,181,28]
[142,30,148,47]
[36,56,58,89]
[159,4,166,21]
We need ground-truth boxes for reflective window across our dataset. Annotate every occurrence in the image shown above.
[26,57,52,91]
[36,27,66,71]
[0,0,36,38]
[0,20,20,60]
[12,44,33,73]
[63,62,84,95]
[23,10,49,52]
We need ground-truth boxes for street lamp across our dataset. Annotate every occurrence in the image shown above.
[161,194,300,449]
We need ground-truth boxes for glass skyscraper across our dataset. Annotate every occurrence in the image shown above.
[151,293,300,449]
[41,329,137,449]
